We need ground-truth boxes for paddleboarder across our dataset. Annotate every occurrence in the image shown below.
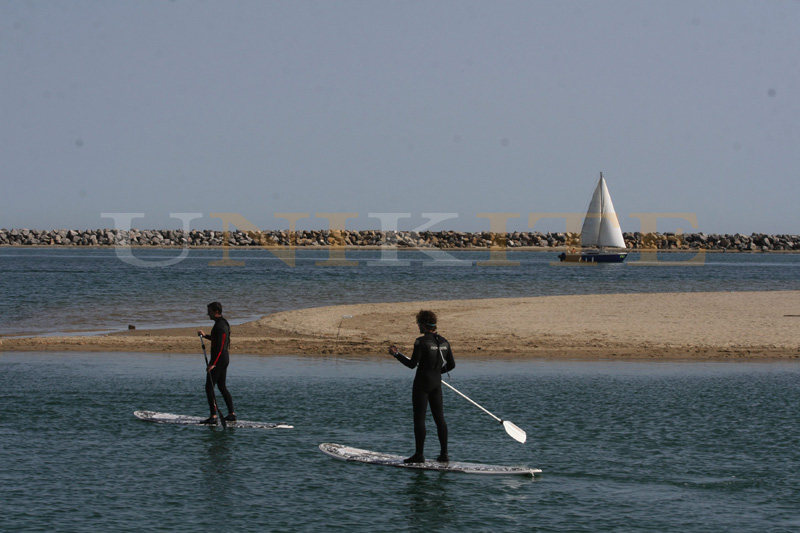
[197,301,236,425]
[388,310,456,464]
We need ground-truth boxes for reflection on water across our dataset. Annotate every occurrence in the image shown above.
[402,471,453,532]
[201,430,235,510]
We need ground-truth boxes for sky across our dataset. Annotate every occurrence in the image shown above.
[1,0,798,234]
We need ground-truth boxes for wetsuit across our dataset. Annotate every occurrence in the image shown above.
[393,332,456,457]
[205,316,235,418]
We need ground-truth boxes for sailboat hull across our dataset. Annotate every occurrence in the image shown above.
[558,251,628,263]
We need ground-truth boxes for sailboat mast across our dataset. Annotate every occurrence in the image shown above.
[598,172,605,251]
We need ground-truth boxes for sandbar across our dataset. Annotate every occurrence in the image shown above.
[2,291,798,360]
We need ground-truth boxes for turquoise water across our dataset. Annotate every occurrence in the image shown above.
[1,248,799,336]
[2,353,799,532]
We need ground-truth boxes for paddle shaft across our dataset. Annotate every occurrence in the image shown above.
[436,345,526,443]
[436,344,500,423]
[200,335,226,428]
[441,380,502,423]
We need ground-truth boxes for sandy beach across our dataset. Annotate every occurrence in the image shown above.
[2,291,798,360]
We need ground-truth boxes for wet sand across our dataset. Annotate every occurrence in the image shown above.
[2,291,799,360]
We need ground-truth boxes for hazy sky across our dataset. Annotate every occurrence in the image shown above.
[2,1,798,234]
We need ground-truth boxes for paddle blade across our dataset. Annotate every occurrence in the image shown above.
[503,420,527,444]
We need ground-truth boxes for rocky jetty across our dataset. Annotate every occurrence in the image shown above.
[1,228,799,251]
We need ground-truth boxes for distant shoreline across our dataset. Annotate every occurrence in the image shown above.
[2,245,799,254]
[2,228,799,252]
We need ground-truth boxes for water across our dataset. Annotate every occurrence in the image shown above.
[2,353,799,532]
[2,250,800,530]
[1,248,799,336]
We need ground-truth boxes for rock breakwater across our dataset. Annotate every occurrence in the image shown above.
[2,228,799,252]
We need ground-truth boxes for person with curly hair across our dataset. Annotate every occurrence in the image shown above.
[388,310,456,463]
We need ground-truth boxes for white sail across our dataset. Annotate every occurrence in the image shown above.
[580,173,626,249]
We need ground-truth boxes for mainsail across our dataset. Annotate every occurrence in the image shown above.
[579,173,626,249]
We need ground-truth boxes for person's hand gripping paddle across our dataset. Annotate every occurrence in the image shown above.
[199,333,226,429]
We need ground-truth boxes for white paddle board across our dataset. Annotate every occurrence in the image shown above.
[319,443,541,476]
[134,410,293,429]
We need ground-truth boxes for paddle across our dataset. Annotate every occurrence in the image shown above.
[435,343,526,443]
[441,380,527,444]
[199,333,226,429]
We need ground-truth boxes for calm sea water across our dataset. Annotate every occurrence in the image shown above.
[2,249,800,531]
[1,353,799,532]
[1,247,799,336]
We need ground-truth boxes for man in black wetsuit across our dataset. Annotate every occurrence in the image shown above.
[197,301,236,425]
[388,310,456,464]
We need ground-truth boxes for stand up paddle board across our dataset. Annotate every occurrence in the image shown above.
[319,443,541,476]
[134,410,293,429]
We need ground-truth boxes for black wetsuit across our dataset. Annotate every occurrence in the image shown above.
[393,332,456,457]
[205,316,235,418]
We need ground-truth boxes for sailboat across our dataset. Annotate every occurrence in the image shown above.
[558,172,628,263]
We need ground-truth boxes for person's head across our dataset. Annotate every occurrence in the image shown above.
[416,310,437,333]
[207,301,223,318]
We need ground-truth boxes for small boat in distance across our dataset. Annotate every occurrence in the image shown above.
[558,172,628,263]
